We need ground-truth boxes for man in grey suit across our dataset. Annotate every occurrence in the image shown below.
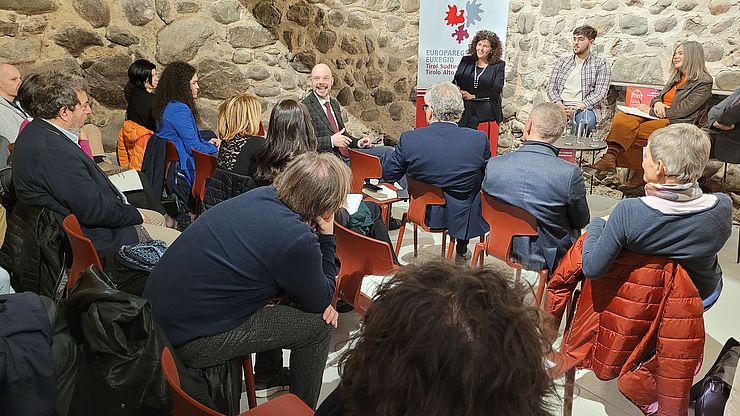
[302,64,394,165]
[0,64,27,145]
[482,102,590,272]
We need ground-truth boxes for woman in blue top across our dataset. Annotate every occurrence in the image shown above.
[153,62,220,186]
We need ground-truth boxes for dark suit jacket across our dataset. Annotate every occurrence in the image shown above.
[13,118,141,257]
[482,141,590,272]
[453,55,505,125]
[383,122,490,240]
[302,92,359,154]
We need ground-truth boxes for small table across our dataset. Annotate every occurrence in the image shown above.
[554,135,607,194]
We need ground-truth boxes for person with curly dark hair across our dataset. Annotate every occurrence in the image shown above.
[316,260,557,416]
[453,30,505,130]
[153,61,220,187]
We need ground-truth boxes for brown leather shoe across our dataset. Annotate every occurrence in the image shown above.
[584,153,617,175]
[618,172,646,192]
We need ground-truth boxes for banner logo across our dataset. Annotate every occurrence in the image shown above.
[444,1,485,43]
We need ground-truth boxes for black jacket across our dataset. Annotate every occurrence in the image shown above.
[203,168,255,211]
[126,86,156,132]
[12,118,141,257]
[453,55,505,125]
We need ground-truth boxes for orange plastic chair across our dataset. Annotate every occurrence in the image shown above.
[191,149,217,216]
[334,222,397,316]
[471,192,549,306]
[347,148,401,226]
[160,348,312,416]
[395,178,454,259]
[477,121,499,157]
[62,214,103,289]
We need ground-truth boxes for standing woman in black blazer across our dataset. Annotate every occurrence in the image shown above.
[453,30,505,129]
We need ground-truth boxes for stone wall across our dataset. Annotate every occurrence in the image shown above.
[502,0,739,148]
[0,0,421,149]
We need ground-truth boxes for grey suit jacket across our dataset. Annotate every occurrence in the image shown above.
[482,141,590,272]
[0,98,27,144]
[302,92,358,153]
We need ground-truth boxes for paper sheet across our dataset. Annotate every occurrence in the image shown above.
[108,169,143,193]
[346,194,363,215]
[360,274,392,298]
[617,105,658,120]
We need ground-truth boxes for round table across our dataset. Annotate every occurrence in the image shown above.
[554,135,607,194]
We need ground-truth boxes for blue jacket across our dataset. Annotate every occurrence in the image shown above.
[482,141,590,272]
[156,100,217,185]
[383,122,490,240]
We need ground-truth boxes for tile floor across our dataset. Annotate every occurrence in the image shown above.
[248,194,740,415]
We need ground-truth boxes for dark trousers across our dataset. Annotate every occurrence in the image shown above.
[176,305,332,409]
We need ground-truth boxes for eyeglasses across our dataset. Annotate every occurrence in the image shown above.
[422,104,429,111]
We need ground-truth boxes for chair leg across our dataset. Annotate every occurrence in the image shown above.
[563,367,575,416]
[395,213,407,258]
[722,162,728,192]
[243,356,257,409]
[535,269,548,307]
[471,243,483,267]
[413,224,418,257]
[736,223,740,264]
[446,237,456,259]
[380,204,389,227]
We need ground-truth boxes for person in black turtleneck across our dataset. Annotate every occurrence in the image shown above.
[125,59,158,132]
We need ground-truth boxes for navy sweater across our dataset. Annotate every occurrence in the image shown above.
[143,186,338,348]
[583,194,732,299]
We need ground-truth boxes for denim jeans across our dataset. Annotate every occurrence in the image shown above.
[570,109,597,136]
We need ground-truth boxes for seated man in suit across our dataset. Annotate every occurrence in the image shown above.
[12,71,178,259]
[302,63,395,165]
[482,102,590,273]
[383,81,490,260]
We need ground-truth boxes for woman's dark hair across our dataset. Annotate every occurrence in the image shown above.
[125,59,156,100]
[152,61,199,125]
[339,261,556,416]
[17,73,41,115]
[466,30,503,63]
[253,99,317,185]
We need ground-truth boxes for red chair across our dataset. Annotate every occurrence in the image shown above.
[334,222,397,315]
[477,121,499,157]
[160,347,312,416]
[347,148,401,226]
[395,178,454,259]
[62,214,103,289]
[165,140,179,178]
[191,149,217,216]
[471,192,549,306]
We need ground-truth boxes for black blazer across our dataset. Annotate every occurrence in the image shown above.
[12,118,141,257]
[453,55,505,124]
[302,92,358,154]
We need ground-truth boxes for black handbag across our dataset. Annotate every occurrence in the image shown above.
[691,337,740,416]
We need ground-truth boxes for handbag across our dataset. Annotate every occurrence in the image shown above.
[691,337,740,416]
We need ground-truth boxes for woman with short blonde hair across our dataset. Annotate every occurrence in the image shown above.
[587,41,713,192]
[215,92,264,175]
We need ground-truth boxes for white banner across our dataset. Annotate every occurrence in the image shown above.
[417,0,510,91]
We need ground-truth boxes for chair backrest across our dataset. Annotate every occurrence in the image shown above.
[161,347,313,416]
[406,177,446,231]
[334,221,395,309]
[164,140,179,177]
[161,347,224,416]
[477,121,499,157]
[192,149,218,201]
[480,192,538,269]
[347,148,383,193]
[62,214,103,288]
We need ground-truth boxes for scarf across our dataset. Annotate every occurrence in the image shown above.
[644,181,702,202]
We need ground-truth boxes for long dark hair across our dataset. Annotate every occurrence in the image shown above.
[466,30,503,63]
[253,99,317,185]
[152,61,199,125]
[125,59,156,101]
[338,261,557,416]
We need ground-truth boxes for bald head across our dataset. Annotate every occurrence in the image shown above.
[309,63,334,99]
[0,64,21,101]
[524,102,566,143]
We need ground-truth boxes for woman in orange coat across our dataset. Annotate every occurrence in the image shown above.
[587,41,713,191]
[117,60,159,170]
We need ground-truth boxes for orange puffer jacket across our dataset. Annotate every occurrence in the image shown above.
[117,120,152,171]
[545,234,705,416]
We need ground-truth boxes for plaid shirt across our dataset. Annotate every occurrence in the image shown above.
[547,53,611,122]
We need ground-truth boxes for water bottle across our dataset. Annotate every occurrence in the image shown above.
[576,118,588,144]
[564,115,576,145]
